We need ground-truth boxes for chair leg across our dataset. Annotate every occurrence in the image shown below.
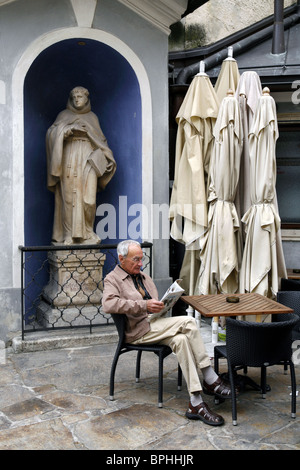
[177,365,182,391]
[158,351,164,408]
[260,366,267,398]
[109,351,120,400]
[214,349,221,374]
[290,361,297,418]
[228,364,237,425]
[136,350,142,383]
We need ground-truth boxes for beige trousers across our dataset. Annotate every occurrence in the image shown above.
[132,315,211,394]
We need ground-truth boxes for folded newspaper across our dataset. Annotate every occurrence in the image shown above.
[149,279,185,321]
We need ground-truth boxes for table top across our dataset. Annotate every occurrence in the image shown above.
[182,293,294,317]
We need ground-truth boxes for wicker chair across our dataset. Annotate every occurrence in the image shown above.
[109,313,182,407]
[281,278,300,291]
[276,291,300,340]
[216,315,299,425]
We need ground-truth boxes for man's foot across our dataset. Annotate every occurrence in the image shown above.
[185,401,224,426]
[203,377,237,399]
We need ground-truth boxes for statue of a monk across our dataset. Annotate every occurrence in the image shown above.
[46,86,116,245]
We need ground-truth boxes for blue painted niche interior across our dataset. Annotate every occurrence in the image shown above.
[24,38,142,247]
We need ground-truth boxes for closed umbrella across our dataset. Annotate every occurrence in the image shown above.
[239,87,287,297]
[214,47,240,103]
[235,71,262,221]
[169,64,219,308]
[195,90,243,295]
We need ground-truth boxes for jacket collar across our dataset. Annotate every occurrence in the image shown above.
[116,264,146,281]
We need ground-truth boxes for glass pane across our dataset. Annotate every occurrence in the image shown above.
[276,130,300,224]
[276,131,300,164]
[276,165,300,223]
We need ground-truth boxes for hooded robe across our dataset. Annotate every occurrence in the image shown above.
[46,91,116,244]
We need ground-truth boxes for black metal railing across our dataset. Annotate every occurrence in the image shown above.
[19,242,152,339]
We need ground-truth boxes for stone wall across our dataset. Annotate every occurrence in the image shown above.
[169,0,296,50]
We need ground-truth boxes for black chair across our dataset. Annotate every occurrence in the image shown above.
[222,315,299,425]
[109,313,182,407]
[281,278,300,291]
[276,291,300,340]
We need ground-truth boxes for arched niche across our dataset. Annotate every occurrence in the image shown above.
[12,28,153,286]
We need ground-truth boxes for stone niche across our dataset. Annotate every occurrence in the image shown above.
[38,249,107,328]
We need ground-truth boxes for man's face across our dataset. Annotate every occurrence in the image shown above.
[119,245,144,275]
[72,90,88,110]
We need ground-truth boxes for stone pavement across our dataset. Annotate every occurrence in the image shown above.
[0,320,299,451]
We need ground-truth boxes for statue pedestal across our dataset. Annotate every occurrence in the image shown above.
[38,249,107,328]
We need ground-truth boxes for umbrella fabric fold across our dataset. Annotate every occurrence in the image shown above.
[195,92,243,295]
[169,73,219,296]
[214,57,240,103]
[239,88,287,297]
[235,71,262,221]
[170,74,219,248]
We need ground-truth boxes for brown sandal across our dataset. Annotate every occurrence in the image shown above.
[203,377,236,399]
[186,401,224,426]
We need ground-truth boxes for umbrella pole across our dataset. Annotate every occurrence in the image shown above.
[186,250,201,328]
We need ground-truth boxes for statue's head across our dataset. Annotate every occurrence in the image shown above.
[70,86,89,111]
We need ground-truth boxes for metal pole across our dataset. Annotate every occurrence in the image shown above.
[272,0,285,54]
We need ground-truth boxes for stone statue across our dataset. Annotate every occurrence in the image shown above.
[46,86,116,245]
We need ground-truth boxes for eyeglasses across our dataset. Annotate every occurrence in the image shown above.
[129,256,146,263]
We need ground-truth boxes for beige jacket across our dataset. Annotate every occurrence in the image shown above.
[102,265,159,343]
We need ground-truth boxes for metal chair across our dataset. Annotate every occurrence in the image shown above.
[223,315,299,425]
[109,313,182,407]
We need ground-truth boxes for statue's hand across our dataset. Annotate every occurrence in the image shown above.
[106,161,114,172]
[64,126,74,137]
[75,121,87,132]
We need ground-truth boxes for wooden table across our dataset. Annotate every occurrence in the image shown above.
[182,293,294,342]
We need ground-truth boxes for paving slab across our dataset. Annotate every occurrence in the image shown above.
[0,321,299,452]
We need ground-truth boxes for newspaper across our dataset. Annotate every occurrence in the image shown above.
[149,279,185,321]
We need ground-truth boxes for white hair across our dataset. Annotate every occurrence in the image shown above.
[117,240,141,258]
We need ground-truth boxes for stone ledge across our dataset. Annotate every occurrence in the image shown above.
[11,325,118,353]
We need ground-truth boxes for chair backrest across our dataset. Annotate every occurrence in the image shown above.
[110,313,126,344]
[276,291,300,333]
[281,278,300,291]
[277,291,300,314]
[226,315,299,368]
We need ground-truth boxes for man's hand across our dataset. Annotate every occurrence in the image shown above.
[146,299,164,313]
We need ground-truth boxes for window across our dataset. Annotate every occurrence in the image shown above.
[276,126,300,227]
[272,91,300,229]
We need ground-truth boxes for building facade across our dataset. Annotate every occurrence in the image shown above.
[0,0,200,343]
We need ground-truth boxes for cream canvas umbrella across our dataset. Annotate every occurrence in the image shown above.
[214,47,240,103]
[235,71,262,222]
[239,88,287,298]
[169,63,219,302]
[195,90,243,295]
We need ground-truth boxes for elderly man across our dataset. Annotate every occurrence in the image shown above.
[103,240,234,426]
